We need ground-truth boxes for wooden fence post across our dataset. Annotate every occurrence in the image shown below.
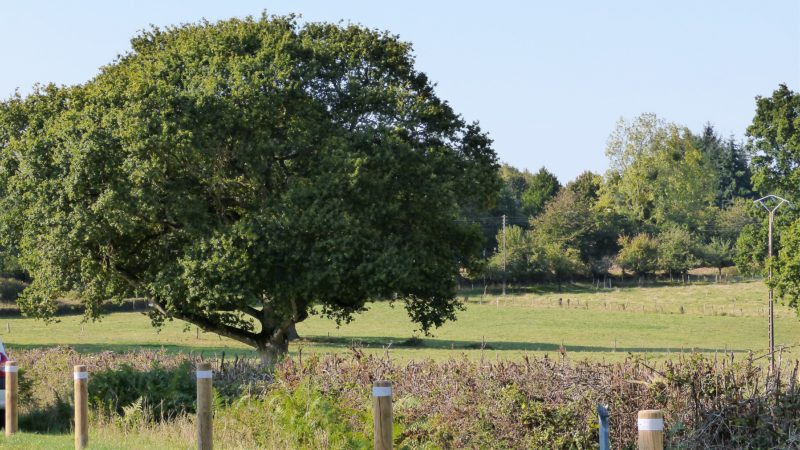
[372,380,393,450]
[196,362,213,450]
[637,409,664,450]
[4,360,17,435]
[74,365,88,449]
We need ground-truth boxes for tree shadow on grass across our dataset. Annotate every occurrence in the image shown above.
[457,278,761,298]
[298,335,749,354]
[6,338,749,361]
[8,342,255,358]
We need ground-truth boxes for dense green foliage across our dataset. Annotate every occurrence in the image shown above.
[89,362,195,417]
[0,15,499,361]
[755,85,800,311]
[485,112,761,283]
[748,84,800,199]
[520,167,561,217]
[602,114,718,229]
[492,165,561,221]
[616,233,658,276]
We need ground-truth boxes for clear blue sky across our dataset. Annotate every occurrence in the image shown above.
[2,1,798,182]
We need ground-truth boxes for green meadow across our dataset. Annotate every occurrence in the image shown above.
[0,280,796,363]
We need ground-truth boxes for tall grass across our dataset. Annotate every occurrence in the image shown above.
[5,347,800,448]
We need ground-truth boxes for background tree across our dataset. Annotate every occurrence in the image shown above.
[711,198,758,243]
[616,234,658,277]
[529,190,596,257]
[520,167,560,218]
[748,84,800,311]
[0,15,499,363]
[487,225,532,282]
[602,113,666,224]
[601,114,718,230]
[748,84,800,201]
[773,220,800,310]
[734,223,768,276]
[700,237,734,278]
[566,171,603,203]
[529,188,622,276]
[482,164,539,250]
[656,226,699,280]
[492,164,532,220]
[695,124,752,206]
[534,243,585,282]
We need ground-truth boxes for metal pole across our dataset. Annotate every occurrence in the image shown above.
[597,404,609,450]
[768,210,774,371]
[502,214,506,296]
[754,195,791,373]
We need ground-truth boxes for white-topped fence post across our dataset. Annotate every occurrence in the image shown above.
[4,361,17,435]
[372,380,393,450]
[74,365,88,449]
[637,409,664,450]
[196,362,213,450]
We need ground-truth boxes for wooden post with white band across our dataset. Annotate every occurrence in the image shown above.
[196,362,213,450]
[74,365,88,449]
[372,380,393,450]
[4,360,17,435]
[637,409,664,450]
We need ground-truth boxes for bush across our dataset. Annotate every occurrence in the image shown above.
[226,380,372,449]
[88,362,195,419]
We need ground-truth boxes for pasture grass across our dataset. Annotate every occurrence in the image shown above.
[0,431,182,449]
[0,279,797,363]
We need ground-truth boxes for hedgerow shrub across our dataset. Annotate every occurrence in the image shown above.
[9,347,800,448]
[88,362,195,418]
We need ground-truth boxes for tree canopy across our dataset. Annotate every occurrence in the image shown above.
[601,114,718,230]
[0,15,499,362]
[695,124,752,206]
[748,84,800,201]
[521,167,561,218]
[753,85,800,311]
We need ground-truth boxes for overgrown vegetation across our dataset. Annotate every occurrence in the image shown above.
[6,347,800,449]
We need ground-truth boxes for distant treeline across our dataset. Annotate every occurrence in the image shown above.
[470,103,791,283]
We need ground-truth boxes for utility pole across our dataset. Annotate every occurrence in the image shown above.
[755,195,791,372]
[502,214,507,296]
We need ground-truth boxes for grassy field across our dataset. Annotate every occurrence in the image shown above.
[0,279,798,362]
[0,433,180,450]
[0,279,797,449]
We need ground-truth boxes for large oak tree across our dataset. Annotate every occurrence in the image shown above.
[0,15,499,363]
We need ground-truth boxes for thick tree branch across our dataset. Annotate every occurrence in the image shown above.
[151,296,261,348]
[241,304,262,322]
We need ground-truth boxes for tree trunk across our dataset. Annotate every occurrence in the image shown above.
[256,329,290,366]
[286,323,300,341]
